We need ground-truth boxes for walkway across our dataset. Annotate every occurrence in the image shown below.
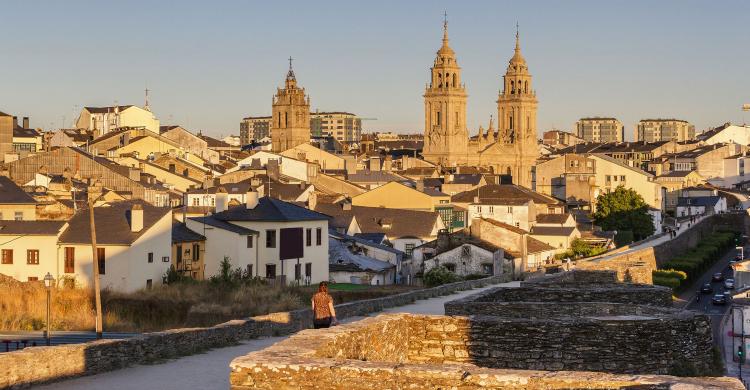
[38,281,519,390]
[588,214,707,263]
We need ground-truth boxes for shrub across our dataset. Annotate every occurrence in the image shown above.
[423,266,460,287]
[652,275,680,290]
[653,269,687,281]
[463,273,488,281]
[614,230,634,246]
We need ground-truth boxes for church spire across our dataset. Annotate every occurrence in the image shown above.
[442,11,449,45]
[285,56,297,89]
[510,23,526,66]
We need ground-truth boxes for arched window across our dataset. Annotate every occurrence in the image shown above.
[509,115,513,130]
[278,113,282,128]
[510,80,515,94]
[524,81,528,93]
[452,74,456,88]
[438,73,442,88]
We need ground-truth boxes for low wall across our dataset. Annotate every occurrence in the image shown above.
[230,313,741,389]
[577,214,748,283]
[0,275,508,389]
[471,284,672,307]
[445,301,675,318]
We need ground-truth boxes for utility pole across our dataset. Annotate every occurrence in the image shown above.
[88,197,103,339]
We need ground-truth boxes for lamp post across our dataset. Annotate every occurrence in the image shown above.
[43,272,54,346]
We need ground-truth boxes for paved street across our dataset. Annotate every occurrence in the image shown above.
[38,281,519,390]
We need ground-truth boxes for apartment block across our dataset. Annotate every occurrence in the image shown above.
[311,112,362,142]
[575,117,624,143]
[636,119,695,142]
[240,116,271,145]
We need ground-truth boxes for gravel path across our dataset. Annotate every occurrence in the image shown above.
[38,281,518,390]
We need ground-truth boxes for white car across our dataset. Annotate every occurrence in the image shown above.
[725,279,735,289]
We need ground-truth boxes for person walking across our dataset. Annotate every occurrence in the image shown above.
[311,281,338,329]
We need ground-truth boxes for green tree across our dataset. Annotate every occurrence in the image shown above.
[593,186,655,242]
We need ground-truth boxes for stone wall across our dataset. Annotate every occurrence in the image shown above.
[230,313,742,389]
[471,284,672,307]
[0,275,508,389]
[577,213,748,283]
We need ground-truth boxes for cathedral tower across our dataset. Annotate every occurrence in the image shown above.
[271,58,311,152]
[496,29,539,187]
[422,17,468,166]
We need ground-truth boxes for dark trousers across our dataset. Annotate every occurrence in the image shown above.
[313,317,332,329]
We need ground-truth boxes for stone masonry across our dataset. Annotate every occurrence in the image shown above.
[0,275,507,389]
[229,313,742,389]
[443,270,714,375]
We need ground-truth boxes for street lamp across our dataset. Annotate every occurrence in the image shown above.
[43,272,54,346]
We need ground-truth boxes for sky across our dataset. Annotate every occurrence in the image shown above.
[1,0,749,140]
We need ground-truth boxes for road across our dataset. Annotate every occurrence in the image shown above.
[37,281,519,390]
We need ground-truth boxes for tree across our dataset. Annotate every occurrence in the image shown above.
[593,186,655,242]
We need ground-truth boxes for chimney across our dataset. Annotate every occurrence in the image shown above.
[12,116,18,128]
[22,117,29,129]
[130,204,144,232]
[416,180,425,192]
[246,189,259,209]
[216,187,228,212]
[308,191,318,210]
[436,229,450,251]
[342,202,352,211]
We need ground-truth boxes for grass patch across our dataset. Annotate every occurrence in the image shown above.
[329,283,371,291]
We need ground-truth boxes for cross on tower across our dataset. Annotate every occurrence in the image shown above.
[443,11,448,30]
[288,56,293,70]
[516,22,519,38]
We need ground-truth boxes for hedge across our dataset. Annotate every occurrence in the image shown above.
[653,275,681,290]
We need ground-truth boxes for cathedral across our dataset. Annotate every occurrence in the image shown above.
[271,58,311,152]
[422,20,539,188]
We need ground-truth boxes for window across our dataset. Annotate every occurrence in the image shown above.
[481,264,494,275]
[14,212,23,221]
[192,198,199,206]
[620,175,626,182]
[28,277,38,282]
[266,230,276,248]
[192,243,200,261]
[306,228,312,247]
[162,256,170,263]
[462,246,471,256]
[148,252,154,263]
[507,206,513,213]
[295,263,301,280]
[444,263,456,272]
[488,206,494,213]
[305,262,312,277]
[405,243,415,258]
[176,244,183,264]
[265,264,276,279]
[316,228,322,246]
[64,247,74,273]
[27,250,39,265]
[93,247,105,275]
[1,249,12,264]
[246,264,253,277]
[146,279,153,289]
[247,235,253,248]
[605,175,611,182]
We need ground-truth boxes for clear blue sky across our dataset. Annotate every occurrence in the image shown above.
[2,1,749,140]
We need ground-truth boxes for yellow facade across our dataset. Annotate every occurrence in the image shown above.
[76,105,160,136]
[351,181,446,211]
[590,155,662,210]
[112,136,207,166]
[115,156,202,192]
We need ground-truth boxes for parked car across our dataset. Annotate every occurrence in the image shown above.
[712,294,728,305]
[700,284,713,294]
[725,279,735,289]
[712,273,725,282]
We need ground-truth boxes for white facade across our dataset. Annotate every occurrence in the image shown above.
[701,125,750,145]
[0,225,67,282]
[185,219,257,278]
[61,211,173,292]
[231,151,315,182]
[467,201,536,230]
[648,208,663,235]
[417,244,503,277]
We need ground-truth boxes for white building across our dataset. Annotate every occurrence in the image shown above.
[698,123,750,145]
[0,221,68,282]
[467,199,536,231]
[230,151,317,182]
[57,202,173,292]
[186,192,329,285]
[75,105,160,137]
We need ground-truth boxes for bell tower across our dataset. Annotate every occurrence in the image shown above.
[496,27,539,187]
[422,14,468,166]
[271,57,311,152]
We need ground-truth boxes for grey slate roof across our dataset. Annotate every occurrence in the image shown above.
[677,196,721,207]
[59,201,170,245]
[172,222,206,243]
[0,177,36,204]
[329,239,395,273]
[330,230,404,257]
[213,196,328,222]
[0,220,66,236]
[189,215,258,235]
